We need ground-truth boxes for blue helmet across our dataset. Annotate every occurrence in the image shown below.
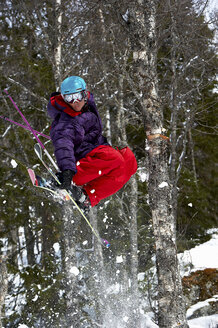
[61,76,86,95]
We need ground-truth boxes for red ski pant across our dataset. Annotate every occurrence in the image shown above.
[73,145,137,207]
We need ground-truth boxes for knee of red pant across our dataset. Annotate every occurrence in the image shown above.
[118,147,137,178]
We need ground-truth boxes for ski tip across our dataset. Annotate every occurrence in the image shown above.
[34,143,42,159]
[101,239,110,248]
[27,168,36,185]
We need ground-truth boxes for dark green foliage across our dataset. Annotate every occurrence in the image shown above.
[177,80,218,250]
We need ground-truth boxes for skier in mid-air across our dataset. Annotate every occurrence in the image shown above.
[47,76,137,211]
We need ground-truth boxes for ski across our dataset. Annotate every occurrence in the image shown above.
[27,168,70,202]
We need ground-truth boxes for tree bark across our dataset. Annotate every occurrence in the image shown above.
[54,0,63,89]
[0,256,8,328]
[60,205,82,327]
[169,0,179,220]
[115,61,140,325]
[89,208,110,326]
[24,220,35,266]
[129,1,189,327]
[98,7,112,144]
[129,175,140,326]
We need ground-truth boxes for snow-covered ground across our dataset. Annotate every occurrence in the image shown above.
[189,315,218,328]
[181,229,218,328]
[178,229,218,276]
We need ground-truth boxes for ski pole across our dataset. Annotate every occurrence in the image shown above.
[3,89,58,171]
[0,114,50,139]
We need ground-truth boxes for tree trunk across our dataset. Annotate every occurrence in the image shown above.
[115,64,140,325]
[129,1,189,327]
[116,72,128,147]
[54,0,63,89]
[129,175,140,326]
[98,7,112,144]
[41,207,55,269]
[0,256,8,328]
[89,208,110,326]
[60,205,82,327]
[169,1,179,220]
[24,221,35,266]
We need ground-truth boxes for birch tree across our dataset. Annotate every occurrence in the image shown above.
[128,1,189,327]
[54,0,63,88]
[0,257,8,328]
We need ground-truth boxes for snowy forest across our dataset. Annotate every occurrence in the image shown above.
[0,0,217,327]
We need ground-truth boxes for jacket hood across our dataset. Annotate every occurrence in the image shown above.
[47,93,83,119]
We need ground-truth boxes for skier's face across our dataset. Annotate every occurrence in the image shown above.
[69,99,85,112]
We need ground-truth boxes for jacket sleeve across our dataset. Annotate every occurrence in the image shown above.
[51,119,84,173]
[83,113,101,144]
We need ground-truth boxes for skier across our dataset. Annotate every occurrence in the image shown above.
[47,76,137,211]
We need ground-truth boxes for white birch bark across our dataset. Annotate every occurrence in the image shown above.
[0,257,8,328]
[116,69,128,146]
[54,0,63,89]
[129,175,140,326]
[129,1,189,327]
[98,7,112,144]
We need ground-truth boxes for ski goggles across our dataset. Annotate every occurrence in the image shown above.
[62,90,86,104]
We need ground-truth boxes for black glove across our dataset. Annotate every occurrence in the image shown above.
[58,169,74,190]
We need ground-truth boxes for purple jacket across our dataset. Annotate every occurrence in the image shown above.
[47,92,108,174]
